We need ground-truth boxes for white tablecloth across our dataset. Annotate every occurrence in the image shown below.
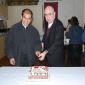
[0,67,85,85]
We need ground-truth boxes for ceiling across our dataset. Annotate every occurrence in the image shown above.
[7,0,39,5]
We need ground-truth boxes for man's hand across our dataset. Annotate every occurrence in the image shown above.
[10,58,15,65]
[39,50,48,61]
[35,51,41,57]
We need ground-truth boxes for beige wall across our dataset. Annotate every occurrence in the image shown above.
[0,6,8,17]
[84,0,85,23]
[0,36,5,59]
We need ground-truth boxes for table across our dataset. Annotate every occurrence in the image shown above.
[0,67,85,85]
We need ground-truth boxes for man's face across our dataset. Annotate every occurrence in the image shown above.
[44,7,55,24]
[22,13,32,26]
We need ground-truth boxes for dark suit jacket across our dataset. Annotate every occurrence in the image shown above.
[42,17,64,66]
[6,22,42,66]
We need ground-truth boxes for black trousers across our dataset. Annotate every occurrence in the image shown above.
[67,44,82,66]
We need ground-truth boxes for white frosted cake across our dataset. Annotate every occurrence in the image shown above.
[29,66,48,79]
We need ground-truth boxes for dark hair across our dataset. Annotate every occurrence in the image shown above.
[22,8,33,18]
[68,19,71,23]
[71,16,79,25]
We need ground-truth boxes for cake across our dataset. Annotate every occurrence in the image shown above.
[29,66,48,79]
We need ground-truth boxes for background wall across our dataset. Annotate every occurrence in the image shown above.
[7,0,84,36]
[84,0,85,24]
[0,6,8,17]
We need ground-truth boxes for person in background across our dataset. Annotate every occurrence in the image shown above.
[37,6,64,67]
[82,25,85,66]
[6,8,42,66]
[82,24,85,42]
[66,16,83,66]
[64,19,71,43]
[66,19,72,32]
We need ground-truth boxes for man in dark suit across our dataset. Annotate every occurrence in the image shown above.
[6,9,41,66]
[38,6,64,67]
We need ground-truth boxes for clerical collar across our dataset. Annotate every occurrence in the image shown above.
[22,23,28,29]
[48,22,53,29]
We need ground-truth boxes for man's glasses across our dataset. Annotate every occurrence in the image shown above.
[44,12,54,16]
